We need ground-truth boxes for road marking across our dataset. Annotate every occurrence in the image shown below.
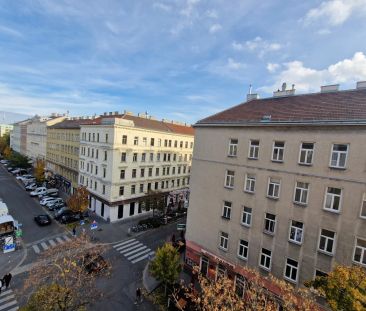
[0,294,14,304]
[119,243,143,254]
[6,307,19,311]
[32,245,40,254]
[131,251,155,264]
[123,246,147,257]
[0,300,17,311]
[126,248,151,261]
[63,235,71,241]
[115,240,139,251]
[40,242,48,251]
[113,239,136,248]
[56,237,64,244]
[48,239,56,247]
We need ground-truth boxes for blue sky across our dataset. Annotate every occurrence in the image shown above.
[0,0,366,123]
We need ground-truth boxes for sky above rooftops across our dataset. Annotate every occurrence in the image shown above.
[0,0,366,124]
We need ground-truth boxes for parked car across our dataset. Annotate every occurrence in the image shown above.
[48,201,65,211]
[16,174,33,180]
[34,214,52,226]
[30,187,47,197]
[45,198,63,208]
[13,168,28,176]
[40,197,60,206]
[54,208,76,220]
[7,166,15,172]
[0,160,8,164]
[25,183,38,191]
[37,188,58,198]
[23,178,36,186]
[60,212,82,224]
[83,253,108,274]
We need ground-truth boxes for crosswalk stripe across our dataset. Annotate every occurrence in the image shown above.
[127,248,151,260]
[7,307,19,311]
[0,300,17,311]
[40,242,48,250]
[123,246,147,257]
[32,245,40,254]
[0,294,15,304]
[115,241,139,251]
[56,237,64,244]
[131,251,155,264]
[113,239,136,248]
[48,239,56,247]
[0,290,12,297]
[63,235,71,241]
[119,243,143,254]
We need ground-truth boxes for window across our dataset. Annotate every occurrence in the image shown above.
[330,144,348,168]
[140,168,145,177]
[120,170,125,179]
[353,238,366,266]
[143,137,147,146]
[94,181,97,190]
[134,136,139,145]
[122,135,127,144]
[180,141,183,148]
[264,213,276,234]
[121,152,126,162]
[132,169,136,178]
[129,202,135,215]
[119,186,124,196]
[150,153,153,161]
[148,167,153,177]
[150,138,155,146]
[241,206,252,227]
[96,149,98,159]
[248,140,259,159]
[219,232,229,250]
[222,201,232,219]
[228,139,238,157]
[225,170,235,189]
[267,178,280,199]
[190,142,193,149]
[319,229,336,255]
[360,194,366,219]
[324,187,342,212]
[294,182,309,205]
[104,150,107,161]
[289,220,303,244]
[259,248,272,270]
[103,167,106,178]
[154,182,158,190]
[174,140,177,148]
[272,141,285,162]
[139,184,144,193]
[299,143,314,165]
[185,141,188,148]
[238,239,248,260]
[157,153,160,161]
[105,134,109,143]
[155,168,159,176]
[141,153,146,162]
[284,258,299,283]
[102,185,106,194]
[158,139,161,147]
[315,270,328,278]
[133,153,137,162]
[131,185,136,195]
[244,174,256,193]
[235,275,246,298]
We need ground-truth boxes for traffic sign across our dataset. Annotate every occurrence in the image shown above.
[80,220,85,226]
[90,220,98,230]
[3,236,15,253]
[15,229,23,237]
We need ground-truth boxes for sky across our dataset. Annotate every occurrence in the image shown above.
[0,0,366,124]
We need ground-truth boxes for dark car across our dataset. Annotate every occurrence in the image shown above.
[84,253,108,273]
[60,212,82,224]
[34,215,52,226]
[48,201,65,211]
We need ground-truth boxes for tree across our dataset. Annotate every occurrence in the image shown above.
[21,235,110,311]
[34,159,46,183]
[305,265,366,311]
[139,190,165,216]
[3,145,12,159]
[66,186,89,213]
[149,243,182,295]
[8,151,31,168]
[0,133,10,154]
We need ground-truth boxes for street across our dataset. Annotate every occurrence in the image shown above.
[0,165,181,310]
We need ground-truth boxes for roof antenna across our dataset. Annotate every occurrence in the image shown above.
[249,84,252,95]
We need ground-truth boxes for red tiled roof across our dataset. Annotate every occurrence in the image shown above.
[197,89,366,125]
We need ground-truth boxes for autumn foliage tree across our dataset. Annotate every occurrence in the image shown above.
[21,235,110,311]
[0,133,10,154]
[66,186,89,213]
[34,159,45,183]
[305,265,366,311]
[139,190,165,216]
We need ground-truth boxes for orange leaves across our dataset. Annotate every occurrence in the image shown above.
[66,186,89,213]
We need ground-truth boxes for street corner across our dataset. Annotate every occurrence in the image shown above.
[1,245,26,275]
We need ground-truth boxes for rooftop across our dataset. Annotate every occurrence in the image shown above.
[49,118,94,129]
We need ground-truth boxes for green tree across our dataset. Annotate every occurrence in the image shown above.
[305,265,366,311]
[139,190,165,216]
[8,151,31,169]
[0,133,10,154]
[34,159,46,183]
[149,243,182,295]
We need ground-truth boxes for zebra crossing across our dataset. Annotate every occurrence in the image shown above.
[0,289,19,311]
[113,239,155,264]
[31,234,72,254]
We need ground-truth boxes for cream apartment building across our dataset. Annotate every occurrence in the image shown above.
[10,119,32,155]
[0,124,13,137]
[185,83,366,294]
[79,112,194,222]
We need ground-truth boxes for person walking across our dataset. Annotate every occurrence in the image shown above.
[135,287,142,304]
[72,226,76,237]
[4,273,12,289]
[0,278,3,294]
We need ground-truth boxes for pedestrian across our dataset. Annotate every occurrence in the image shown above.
[82,227,86,236]
[4,273,12,289]
[171,234,176,243]
[72,226,76,237]
[0,278,2,294]
[135,287,142,304]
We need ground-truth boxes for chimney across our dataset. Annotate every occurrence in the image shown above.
[247,94,259,101]
[321,84,339,93]
[356,81,366,89]
[273,82,295,97]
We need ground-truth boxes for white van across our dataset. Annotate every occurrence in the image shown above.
[38,188,58,198]
[0,202,9,217]
[30,187,47,197]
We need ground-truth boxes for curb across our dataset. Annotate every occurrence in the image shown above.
[142,260,161,294]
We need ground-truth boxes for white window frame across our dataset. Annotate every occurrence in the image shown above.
[222,201,232,220]
[259,248,272,271]
[219,232,229,251]
[241,206,252,227]
[353,237,366,266]
[224,170,235,189]
[237,239,249,260]
[318,229,336,255]
[298,142,314,165]
[248,140,259,159]
[244,174,256,193]
[264,213,276,235]
[284,258,299,283]
[267,178,281,199]
[272,141,285,162]
[289,220,304,245]
[323,187,342,213]
[228,138,238,157]
[329,144,349,169]
[360,193,366,219]
[293,182,309,205]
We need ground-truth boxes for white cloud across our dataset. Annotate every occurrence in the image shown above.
[261,52,366,93]
[0,25,23,38]
[232,37,282,57]
[180,0,201,17]
[153,2,172,12]
[206,9,218,19]
[227,58,246,70]
[317,28,331,35]
[267,63,280,73]
[303,0,366,26]
[209,23,222,34]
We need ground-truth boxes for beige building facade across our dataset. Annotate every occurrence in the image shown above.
[0,124,13,137]
[79,113,194,222]
[10,119,32,155]
[185,85,366,293]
